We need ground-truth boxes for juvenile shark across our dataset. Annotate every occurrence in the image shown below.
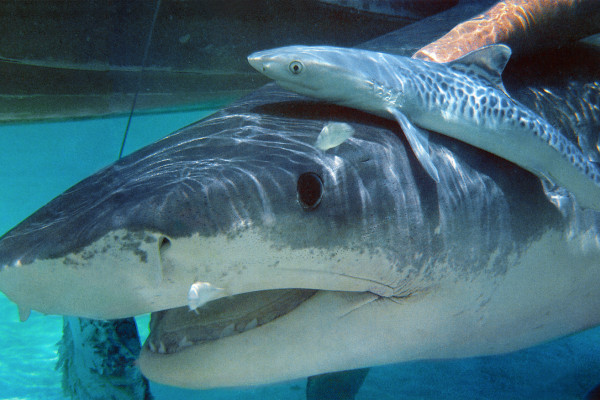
[248,45,600,211]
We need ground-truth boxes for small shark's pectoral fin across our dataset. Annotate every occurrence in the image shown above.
[387,107,440,182]
[446,44,511,95]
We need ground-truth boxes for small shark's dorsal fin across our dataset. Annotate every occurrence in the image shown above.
[447,44,512,94]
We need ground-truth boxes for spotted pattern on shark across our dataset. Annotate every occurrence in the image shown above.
[248,44,600,211]
[379,64,600,185]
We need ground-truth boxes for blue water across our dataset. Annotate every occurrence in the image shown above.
[1,111,600,400]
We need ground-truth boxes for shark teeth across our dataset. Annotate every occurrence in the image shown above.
[244,318,258,331]
[146,289,316,354]
[18,305,31,322]
[220,323,235,338]
[158,342,166,354]
[178,336,193,349]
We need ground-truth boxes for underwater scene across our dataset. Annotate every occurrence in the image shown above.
[1,0,600,399]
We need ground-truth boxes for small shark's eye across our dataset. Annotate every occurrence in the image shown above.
[297,172,323,211]
[289,61,303,75]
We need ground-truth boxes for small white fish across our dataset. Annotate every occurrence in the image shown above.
[187,281,223,311]
[315,122,355,150]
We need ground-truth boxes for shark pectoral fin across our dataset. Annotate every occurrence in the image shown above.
[387,107,440,182]
[307,368,370,400]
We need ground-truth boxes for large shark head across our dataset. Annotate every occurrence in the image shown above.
[1,78,599,388]
[0,86,456,385]
[0,89,436,321]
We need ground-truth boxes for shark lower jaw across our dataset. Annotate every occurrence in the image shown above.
[138,289,383,389]
[143,288,318,356]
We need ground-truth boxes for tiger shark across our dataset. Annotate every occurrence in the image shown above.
[248,44,600,212]
[1,46,600,389]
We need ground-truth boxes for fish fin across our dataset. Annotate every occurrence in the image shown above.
[387,107,440,182]
[446,44,511,95]
[307,368,370,400]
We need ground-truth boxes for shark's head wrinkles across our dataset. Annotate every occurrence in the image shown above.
[0,86,459,321]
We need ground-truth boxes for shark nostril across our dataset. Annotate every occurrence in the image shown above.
[159,236,171,253]
[155,235,173,286]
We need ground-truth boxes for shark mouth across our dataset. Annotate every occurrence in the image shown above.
[144,289,317,354]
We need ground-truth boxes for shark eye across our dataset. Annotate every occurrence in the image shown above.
[297,172,323,211]
[289,61,303,75]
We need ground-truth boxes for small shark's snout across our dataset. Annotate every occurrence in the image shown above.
[247,53,262,71]
[247,51,271,74]
[247,49,299,81]
[248,48,320,95]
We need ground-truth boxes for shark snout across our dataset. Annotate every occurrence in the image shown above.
[0,228,188,319]
[247,52,269,74]
[247,50,292,79]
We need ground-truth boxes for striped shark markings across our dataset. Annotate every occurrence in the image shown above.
[248,45,600,212]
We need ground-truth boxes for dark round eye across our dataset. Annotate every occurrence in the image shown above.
[289,61,303,74]
[297,172,323,211]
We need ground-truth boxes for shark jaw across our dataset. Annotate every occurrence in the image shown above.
[138,290,385,388]
[138,228,600,390]
[3,220,600,389]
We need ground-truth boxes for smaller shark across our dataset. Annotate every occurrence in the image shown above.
[248,45,600,211]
